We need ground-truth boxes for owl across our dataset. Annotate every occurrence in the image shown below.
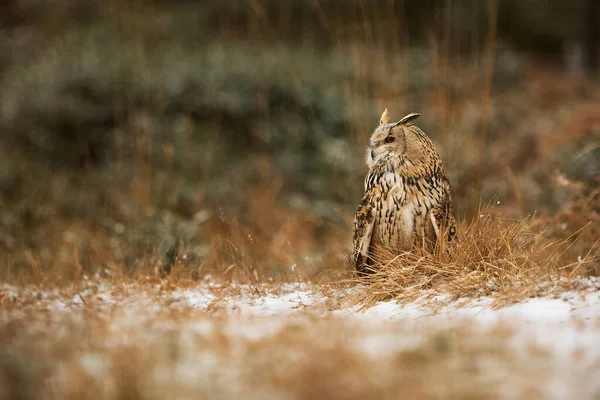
[351,109,458,274]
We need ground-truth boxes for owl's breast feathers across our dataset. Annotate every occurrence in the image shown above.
[351,155,457,271]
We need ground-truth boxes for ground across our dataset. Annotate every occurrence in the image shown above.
[2,278,600,399]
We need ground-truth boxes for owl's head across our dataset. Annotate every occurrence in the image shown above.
[366,109,430,169]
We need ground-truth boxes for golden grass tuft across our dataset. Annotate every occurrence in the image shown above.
[354,206,598,308]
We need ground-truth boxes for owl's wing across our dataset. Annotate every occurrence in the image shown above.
[429,196,458,243]
[351,194,376,272]
[428,208,443,240]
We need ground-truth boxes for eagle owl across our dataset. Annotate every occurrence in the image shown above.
[351,109,457,273]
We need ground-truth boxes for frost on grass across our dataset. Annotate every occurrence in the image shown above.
[1,279,600,399]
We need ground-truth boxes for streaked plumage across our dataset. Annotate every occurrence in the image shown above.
[351,109,457,273]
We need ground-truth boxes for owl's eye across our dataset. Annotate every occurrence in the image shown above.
[385,136,395,144]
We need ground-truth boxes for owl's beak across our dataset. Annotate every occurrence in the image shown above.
[370,149,375,160]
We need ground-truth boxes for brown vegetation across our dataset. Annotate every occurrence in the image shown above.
[355,204,599,308]
[1,280,599,400]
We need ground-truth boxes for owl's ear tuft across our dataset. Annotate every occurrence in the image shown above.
[396,112,421,126]
[379,108,389,125]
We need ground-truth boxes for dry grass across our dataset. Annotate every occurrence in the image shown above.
[1,281,599,400]
[1,0,599,287]
[0,317,535,400]
[354,205,599,308]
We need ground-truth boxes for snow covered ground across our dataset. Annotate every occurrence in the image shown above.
[1,279,600,399]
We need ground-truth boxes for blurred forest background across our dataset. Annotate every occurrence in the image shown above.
[0,0,599,283]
